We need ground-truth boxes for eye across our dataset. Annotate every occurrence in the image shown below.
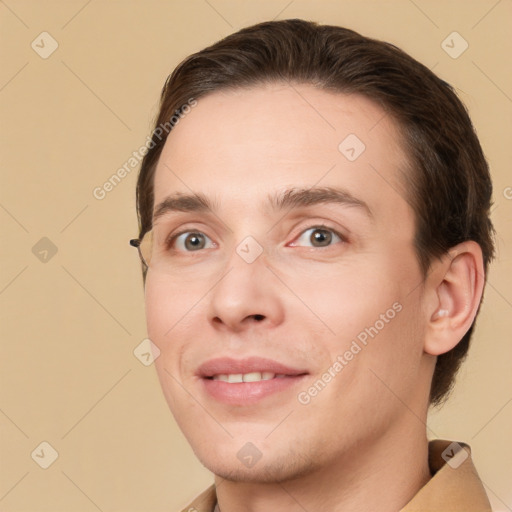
[171,231,215,252]
[292,226,344,248]
[166,226,345,253]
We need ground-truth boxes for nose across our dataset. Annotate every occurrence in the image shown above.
[207,250,285,333]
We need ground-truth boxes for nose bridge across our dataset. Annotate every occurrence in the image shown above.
[207,236,284,329]
[213,237,268,303]
[218,220,268,281]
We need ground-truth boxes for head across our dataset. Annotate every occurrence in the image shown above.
[132,19,494,480]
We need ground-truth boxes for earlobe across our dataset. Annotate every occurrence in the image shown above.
[424,241,485,357]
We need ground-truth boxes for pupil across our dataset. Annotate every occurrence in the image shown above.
[185,233,204,250]
[312,229,331,246]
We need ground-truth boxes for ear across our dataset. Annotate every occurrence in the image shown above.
[423,241,486,356]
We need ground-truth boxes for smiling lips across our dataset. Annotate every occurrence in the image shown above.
[212,371,286,382]
[197,356,308,379]
[197,356,309,405]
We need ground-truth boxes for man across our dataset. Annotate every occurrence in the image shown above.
[130,19,495,511]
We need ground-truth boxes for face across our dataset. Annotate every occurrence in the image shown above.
[145,83,433,482]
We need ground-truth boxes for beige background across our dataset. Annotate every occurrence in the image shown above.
[0,0,511,510]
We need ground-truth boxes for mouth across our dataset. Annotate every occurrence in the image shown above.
[207,371,299,382]
[197,357,309,405]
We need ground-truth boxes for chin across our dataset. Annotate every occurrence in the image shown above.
[195,447,319,484]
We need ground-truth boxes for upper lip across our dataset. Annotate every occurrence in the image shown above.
[197,356,309,378]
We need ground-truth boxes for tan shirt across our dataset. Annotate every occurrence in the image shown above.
[179,440,492,512]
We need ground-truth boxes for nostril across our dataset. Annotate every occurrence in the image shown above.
[253,314,265,321]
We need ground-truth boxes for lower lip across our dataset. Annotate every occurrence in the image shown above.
[201,375,308,405]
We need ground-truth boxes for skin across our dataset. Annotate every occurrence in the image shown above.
[144,83,485,512]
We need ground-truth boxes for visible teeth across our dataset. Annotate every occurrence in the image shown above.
[243,372,264,382]
[211,371,278,382]
[213,374,230,382]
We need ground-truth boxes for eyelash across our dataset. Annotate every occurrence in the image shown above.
[166,224,347,252]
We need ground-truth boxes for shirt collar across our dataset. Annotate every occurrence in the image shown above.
[181,439,492,512]
[399,439,492,511]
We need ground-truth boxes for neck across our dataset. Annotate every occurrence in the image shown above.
[214,424,431,512]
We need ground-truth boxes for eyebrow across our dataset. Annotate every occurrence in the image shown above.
[152,186,373,222]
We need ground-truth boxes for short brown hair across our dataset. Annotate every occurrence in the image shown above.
[134,19,495,406]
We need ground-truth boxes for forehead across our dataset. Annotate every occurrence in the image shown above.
[152,83,410,223]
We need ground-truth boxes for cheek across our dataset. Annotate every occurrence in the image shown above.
[144,275,189,356]
[144,273,196,332]
[338,291,425,408]
[288,262,420,391]
[284,261,401,339]
[145,278,192,415]
[144,274,206,387]
[144,279,169,340]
